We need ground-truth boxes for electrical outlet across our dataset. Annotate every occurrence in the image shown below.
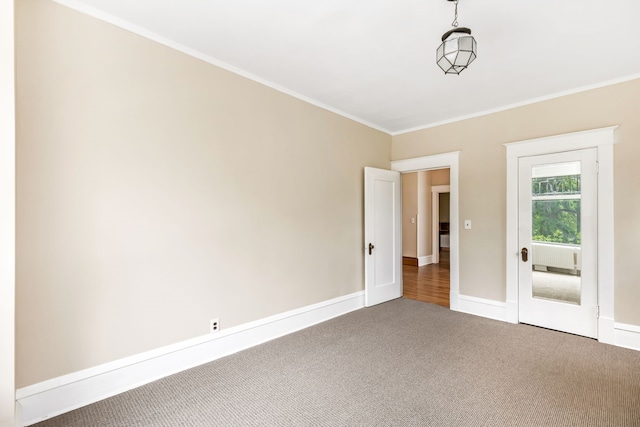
[210,318,220,333]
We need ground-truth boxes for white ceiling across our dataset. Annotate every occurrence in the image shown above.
[55,0,640,134]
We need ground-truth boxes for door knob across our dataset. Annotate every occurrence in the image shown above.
[368,243,375,255]
[521,247,528,262]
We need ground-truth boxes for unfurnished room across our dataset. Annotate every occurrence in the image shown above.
[1,1,640,426]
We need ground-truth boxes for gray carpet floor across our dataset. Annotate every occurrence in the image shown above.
[35,299,640,426]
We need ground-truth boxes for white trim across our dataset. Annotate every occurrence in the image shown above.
[17,292,364,426]
[598,316,616,345]
[415,212,421,261]
[0,0,15,424]
[504,126,617,341]
[596,142,615,344]
[391,152,459,311]
[50,0,391,135]
[615,322,640,334]
[392,153,459,174]
[431,185,450,265]
[613,323,640,352]
[392,76,640,135]
[52,4,640,138]
[504,126,617,158]
[418,255,433,267]
[431,192,439,264]
[457,295,507,322]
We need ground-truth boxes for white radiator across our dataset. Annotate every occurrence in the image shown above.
[532,242,581,271]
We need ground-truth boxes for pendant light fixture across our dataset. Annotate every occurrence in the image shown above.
[436,0,477,75]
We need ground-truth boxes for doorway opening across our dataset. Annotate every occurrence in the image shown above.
[389,151,460,311]
[400,169,451,308]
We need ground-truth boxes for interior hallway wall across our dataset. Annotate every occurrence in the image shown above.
[417,171,431,259]
[402,170,449,260]
[402,173,418,258]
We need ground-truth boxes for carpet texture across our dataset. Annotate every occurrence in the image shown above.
[34,299,640,426]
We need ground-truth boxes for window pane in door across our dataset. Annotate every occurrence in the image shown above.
[531,162,582,305]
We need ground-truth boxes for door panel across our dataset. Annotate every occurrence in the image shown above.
[364,167,402,307]
[518,149,598,338]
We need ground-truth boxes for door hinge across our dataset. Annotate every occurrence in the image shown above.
[596,305,600,318]
[595,161,600,174]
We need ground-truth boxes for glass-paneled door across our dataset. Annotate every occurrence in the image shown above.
[518,148,598,338]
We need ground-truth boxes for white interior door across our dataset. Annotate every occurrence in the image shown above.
[364,167,402,307]
[518,148,598,338]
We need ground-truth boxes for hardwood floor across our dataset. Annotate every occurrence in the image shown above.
[403,250,450,308]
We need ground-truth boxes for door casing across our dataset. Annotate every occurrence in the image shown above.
[431,185,450,265]
[505,127,617,344]
[518,149,598,338]
[391,152,460,311]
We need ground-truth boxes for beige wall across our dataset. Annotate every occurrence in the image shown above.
[15,0,640,392]
[401,173,418,258]
[403,169,450,258]
[15,0,390,387]
[402,169,449,258]
[430,168,450,186]
[439,193,450,223]
[392,78,640,326]
[417,171,431,258]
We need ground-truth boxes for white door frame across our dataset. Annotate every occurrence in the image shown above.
[431,185,450,265]
[504,127,617,344]
[392,152,460,311]
[0,1,16,425]
[518,149,598,338]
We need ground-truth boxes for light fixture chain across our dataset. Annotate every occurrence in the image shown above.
[452,0,459,27]
[437,0,477,74]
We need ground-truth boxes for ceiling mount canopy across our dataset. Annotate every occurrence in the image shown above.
[436,0,477,75]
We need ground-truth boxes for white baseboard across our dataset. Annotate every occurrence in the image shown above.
[418,255,433,267]
[613,322,640,351]
[505,300,518,324]
[17,292,365,426]
[14,401,22,427]
[456,294,507,322]
[458,300,639,353]
[598,316,615,345]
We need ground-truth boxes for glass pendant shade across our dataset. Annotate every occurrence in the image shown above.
[436,28,477,75]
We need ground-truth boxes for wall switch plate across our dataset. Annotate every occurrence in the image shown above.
[464,220,471,230]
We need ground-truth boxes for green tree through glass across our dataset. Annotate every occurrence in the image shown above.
[532,175,581,245]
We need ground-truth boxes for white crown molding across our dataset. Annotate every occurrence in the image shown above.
[51,2,640,137]
[50,0,392,135]
[392,74,640,136]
